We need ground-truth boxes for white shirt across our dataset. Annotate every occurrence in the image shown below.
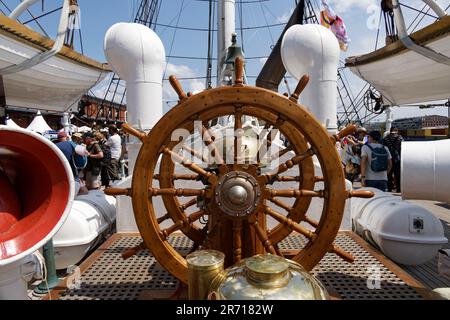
[106,134,122,160]
[361,143,391,181]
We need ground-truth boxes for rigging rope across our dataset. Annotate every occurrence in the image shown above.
[206,0,214,89]
[407,3,428,32]
[238,0,245,52]
[163,0,187,86]
[154,21,285,32]
[374,8,382,50]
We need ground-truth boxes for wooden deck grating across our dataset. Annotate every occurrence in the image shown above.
[45,232,431,300]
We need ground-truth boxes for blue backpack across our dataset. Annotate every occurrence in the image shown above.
[70,141,88,169]
[366,144,389,172]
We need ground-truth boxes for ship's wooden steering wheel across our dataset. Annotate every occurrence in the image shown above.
[107,58,373,284]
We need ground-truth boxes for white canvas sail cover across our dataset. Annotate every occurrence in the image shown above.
[26,111,52,133]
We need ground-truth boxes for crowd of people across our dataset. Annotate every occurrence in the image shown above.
[52,121,403,195]
[339,127,403,192]
[54,125,125,196]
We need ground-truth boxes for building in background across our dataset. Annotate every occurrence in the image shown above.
[2,94,126,131]
[392,115,449,140]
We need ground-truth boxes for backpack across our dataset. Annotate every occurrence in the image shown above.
[366,144,389,172]
[100,141,112,165]
[70,141,88,170]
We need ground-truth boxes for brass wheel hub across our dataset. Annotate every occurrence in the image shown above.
[215,171,261,218]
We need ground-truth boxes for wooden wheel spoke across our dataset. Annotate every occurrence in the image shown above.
[157,213,171,224]
[268,197,292,213]
[263,148,314,183]
[154,174,199,181]
[105,188,132,197]
[265,207,354,262]
[303,216,319,229]
[182,145,206,163]
[169,75,188,101]
[274,176,301,182]
[160,210,206,239]
[265,207,317,240]
[256,123,272,162]
[233,220,243,263]
[161,220,185,239]
[149,188,206,197]
[162,147,215,181]
[234,107,243,163]
[234,57,245,86]
[121,123,146,142]
[289,75,310,103]
[347,190,375,199]
[248,216,277,255]
[330,245,355,263]
[266,189,326,199]
[269,145,294,162]
[331,124,358,143]
[180,198,198,211]
[201,125,224,165]
[257,117,286,161]
[268,198,319,228]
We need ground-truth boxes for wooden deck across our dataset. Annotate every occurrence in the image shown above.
[36,198,449,301]
[44,231,431,300]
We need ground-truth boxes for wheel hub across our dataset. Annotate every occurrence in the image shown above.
[215,171,261,218]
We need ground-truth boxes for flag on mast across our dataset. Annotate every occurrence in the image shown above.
[320,0,351,51]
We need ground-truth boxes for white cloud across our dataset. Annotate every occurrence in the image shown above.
[163,63,205,113]
[277,8,294,23]
[326,0,377,13]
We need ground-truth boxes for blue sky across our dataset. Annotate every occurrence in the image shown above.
[1,0,449,121]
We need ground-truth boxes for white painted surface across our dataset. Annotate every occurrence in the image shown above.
[104,22,166,174]
[52,190,116,270]
[352,188,448,265]
[0,255,36,300]
[401,140,450,204]
[0,126,75,267]
[217,0,236,86]
[104,22,165,131]
[348,34,450,105]
[281,24,340,133]
[0,33,108,112]
[0,127,74,299]
[114,176,138,233]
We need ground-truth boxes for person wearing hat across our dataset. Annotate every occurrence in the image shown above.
[84,132,104,190]
[360,130,392,192]
[103,125,122,185]
[356,127,368,145]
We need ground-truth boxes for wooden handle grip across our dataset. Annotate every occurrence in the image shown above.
[290,75,310,102]
[169,75,188,100]
[348,190,375,199]
[105,188,131,196]
[333,125,358,142]
[122,123,146,141]
[332,245,355,263]
[234,57,244,86]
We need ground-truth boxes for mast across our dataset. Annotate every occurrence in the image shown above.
[217,0,236,87]
[255,0,305,92]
